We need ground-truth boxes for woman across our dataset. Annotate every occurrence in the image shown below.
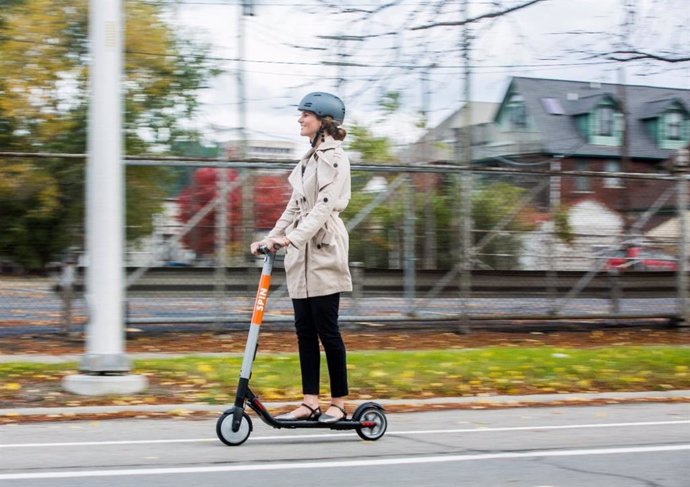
[250,92,352,423]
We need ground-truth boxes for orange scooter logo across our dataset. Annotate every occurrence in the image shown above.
[251,274,272,325]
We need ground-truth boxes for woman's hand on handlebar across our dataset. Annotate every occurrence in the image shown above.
[250,239,269,255]
[250,237,284,256]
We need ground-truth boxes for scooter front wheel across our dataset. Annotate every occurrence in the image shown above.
[216,410,253,446]
[355,407,387,441]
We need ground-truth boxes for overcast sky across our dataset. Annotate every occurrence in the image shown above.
[169,0,690,150]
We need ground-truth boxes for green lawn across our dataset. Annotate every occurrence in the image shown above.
[2,346,689,406]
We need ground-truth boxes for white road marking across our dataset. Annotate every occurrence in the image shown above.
[0,438,218,449]
[0,444,688,480]
[390,420,690,436]
[1,419,688,449]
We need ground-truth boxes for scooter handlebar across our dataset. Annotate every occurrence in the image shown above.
[257,243,283,255]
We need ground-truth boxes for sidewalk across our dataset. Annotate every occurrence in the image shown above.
[2,390,689,418]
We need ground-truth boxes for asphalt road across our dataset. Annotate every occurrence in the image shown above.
[1,403,688,487]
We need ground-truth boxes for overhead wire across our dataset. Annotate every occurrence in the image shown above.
[4,0,687,141]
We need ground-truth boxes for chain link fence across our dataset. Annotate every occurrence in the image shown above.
[1,153,689,334]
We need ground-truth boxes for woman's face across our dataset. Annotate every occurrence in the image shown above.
[298,110,321,139]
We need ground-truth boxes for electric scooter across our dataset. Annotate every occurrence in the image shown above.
[216,245,388,446]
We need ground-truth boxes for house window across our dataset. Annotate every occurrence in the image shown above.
[667,111,683,140]
[658,109,688,149]
[598,106,614,136]
[507,94,527,129]
[604,160,622,188]
[590,103,622,146]
[575,160,590,192]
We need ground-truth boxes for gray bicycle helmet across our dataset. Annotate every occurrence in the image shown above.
[298,92,346,123]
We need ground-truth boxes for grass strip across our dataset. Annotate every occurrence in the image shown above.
[1,346,689,405]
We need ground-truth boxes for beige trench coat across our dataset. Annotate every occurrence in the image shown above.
[267,136,353,299]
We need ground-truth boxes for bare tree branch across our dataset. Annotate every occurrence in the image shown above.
[607,49,690,63]
[411,0,548,31]
[314,0,403,15]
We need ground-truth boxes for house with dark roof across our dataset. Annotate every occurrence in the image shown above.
[473,76,690,231]
[403,101,499,163]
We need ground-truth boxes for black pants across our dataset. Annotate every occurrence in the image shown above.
[291,293,349,397]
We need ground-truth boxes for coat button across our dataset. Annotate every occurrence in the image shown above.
[323,197,328,202]
[317,244,322,249]
[334,163,338,167]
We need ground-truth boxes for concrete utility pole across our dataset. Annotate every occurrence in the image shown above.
[63,0,147,396]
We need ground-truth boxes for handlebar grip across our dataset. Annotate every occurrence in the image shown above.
[257,243,283,255]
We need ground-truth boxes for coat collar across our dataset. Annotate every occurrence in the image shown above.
[291,136,341,195]
[315,135,340,153]
[299,135,340,161]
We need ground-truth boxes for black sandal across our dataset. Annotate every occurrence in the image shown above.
[318,404,347,424]
[275,403,321,421]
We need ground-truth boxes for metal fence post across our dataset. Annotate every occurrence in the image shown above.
[459,167,473,332]
[675,148,689,328]
[547,156,562,315]
[608,268,621,317]
[215,168,229,328]
[403,174,416,316]
[350,261,364,321]
[58,261,76,336]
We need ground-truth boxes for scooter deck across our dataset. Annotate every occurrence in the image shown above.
[269,418,365,430]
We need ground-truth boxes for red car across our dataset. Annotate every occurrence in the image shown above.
[606,247,677,271]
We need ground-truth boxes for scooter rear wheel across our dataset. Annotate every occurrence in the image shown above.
[355,407,387,441]
[216,410,253,446]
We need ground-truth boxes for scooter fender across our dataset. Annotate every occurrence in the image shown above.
[352,401,385,420]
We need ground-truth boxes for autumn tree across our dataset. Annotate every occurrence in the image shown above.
[177,169,243,258]
[0,0,217,270]
[176,168,290,259]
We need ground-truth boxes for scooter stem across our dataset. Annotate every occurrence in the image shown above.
[232,247,276,432]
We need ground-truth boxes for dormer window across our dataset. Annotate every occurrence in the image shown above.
[659,109,689,148]
[641,99,689,149]
[597,106,614,136]
[666,111,683,140]
[590,102,622,146]
[570,94,622,146]
[507,94,527,129]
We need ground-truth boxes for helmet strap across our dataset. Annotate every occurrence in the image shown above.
[311,126,324,148]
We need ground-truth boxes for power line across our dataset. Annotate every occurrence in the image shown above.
[0,35,621,71]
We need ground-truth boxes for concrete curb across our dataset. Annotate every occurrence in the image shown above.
[2,390,689,417]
